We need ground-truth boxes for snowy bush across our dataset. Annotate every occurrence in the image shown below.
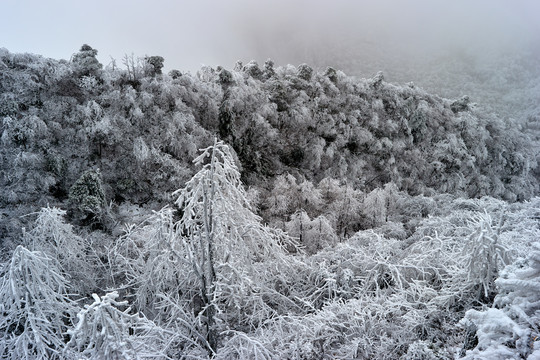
[459,226,540,359]
[65,291,165,360]
[0,245,76,359]
[23,206,94,294]
[462,212,509,302]
[401,340,438,360]
[496,242,540,325]
[460,308,529,359]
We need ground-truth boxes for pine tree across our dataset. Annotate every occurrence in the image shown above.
[68,169,107,225]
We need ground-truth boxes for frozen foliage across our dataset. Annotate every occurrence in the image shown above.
[497,243,540,323]
[65,291,164,360]
[22,206,94,293]
[0,245,76,359]
[461,240,540,359]
[401,340,438,360]
[461,308,528,359]
[115,140,300,356]
[68,169,107,225]
[285,212,337,254]
[214,331,273,360]
[174,139,294,273]
[462,212,509,301]
[112,209,213,357]
[2,46,540,359]
[173,140,300,334]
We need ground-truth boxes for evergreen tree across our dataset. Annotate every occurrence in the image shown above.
[72,44,102,78]
[68,169,107,226]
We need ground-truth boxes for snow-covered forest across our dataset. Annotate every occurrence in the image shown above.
[1,44,540,359]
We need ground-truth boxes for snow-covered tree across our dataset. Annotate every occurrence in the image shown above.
[173,139,297,353]
[0,245,76,359]
[72,44,102,78]
[68,169,107,226]
[111,207,213,357]
[115,140,299,356]
[286,212,337,254]
[363,183,398,228]
[144,55,164,77]
[317,178,364,238]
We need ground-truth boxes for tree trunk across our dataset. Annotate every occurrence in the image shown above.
[202,140,218,355]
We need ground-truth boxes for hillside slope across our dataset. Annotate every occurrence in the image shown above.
[2,46,540,359]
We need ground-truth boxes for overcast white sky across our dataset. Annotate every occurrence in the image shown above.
[1,0,539,73]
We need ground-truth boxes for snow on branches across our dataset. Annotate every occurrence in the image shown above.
[65,291,164,360]
[0,246,76,359]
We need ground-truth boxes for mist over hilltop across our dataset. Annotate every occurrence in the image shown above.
[3,1,539,72]
[3,0,539,120]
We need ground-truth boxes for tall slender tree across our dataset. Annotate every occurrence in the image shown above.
[173,139,296,353]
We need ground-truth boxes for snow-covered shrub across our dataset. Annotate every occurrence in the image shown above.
[462,212,509,302]
[374,221,408,240]
[460,308,529,359]
[153,293,212,358]
[458,210,540,359]
[214,331,273,360]
[23,206,94,294]
[401,340,437,360]
[65,291,165,360]
[496,242,540,326]
[247,294,442,359]
[397,198,512,311]
[498,197,540,259]
[113,207,183,316]
[0,245,76,359]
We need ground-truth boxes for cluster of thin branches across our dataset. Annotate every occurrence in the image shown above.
[2,142,539,359]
